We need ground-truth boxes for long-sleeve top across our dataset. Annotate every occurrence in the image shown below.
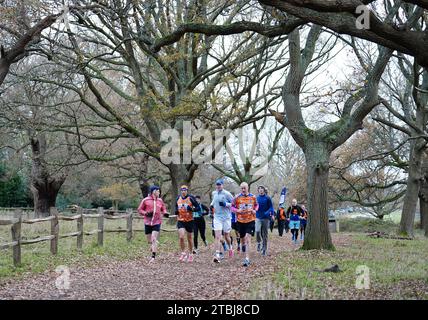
[210,189,234,219]
[256,194,274,219]
[193,203,209,219]
[286,205,303,221]
[300,209,308,220]
[137,195,167,226]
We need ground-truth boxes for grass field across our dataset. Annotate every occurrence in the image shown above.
[247,231,428,299]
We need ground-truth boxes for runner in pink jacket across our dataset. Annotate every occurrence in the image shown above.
[137,186,168,263]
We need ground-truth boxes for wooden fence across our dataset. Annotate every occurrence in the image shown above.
[0,207,176,267]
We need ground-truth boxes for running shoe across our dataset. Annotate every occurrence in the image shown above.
[192,248,198,255]
[222,242,228,251]
[213,252,221,263]
[179,252,187,262]
[203,240,208,246]
[242,258,250,267]
[187,254,194,263]
[149,257,155,263]
[261,249,267,256]
[228,249,234,258]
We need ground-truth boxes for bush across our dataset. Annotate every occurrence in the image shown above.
[0,163,32,207]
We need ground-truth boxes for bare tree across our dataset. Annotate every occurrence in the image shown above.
[26,1,292,209]
[369,50,428,236]
[267,22,392,249]
[0,1,98,87]
[0,57,80,216]
[257,0,428,68]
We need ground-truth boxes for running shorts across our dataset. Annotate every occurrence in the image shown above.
[213,216,232,233]
[177,220,194,233]
[289,220,300,230]
[237,221,255,238]
[145,224,161,235]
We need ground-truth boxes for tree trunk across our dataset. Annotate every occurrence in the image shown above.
[138,154,151,198]
[30,134,66,218]
[419,157,428,237]
[424,207,428,238]
[302,142,334,250]
[0,59,11,87]
[419,197,428,237]
[168,164,192,214]
[31,182,61,217]
[31,176,65,218]
[399,140,424,237]
[139,181,150,198]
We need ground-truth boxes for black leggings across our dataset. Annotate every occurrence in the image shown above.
[278,220,286,236]
[193,217,206,249]
[291,228,299,240]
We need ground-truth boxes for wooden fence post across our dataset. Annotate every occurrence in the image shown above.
[97,207,104,246]
[50,207,59,255]
[126,208,133,242]
[77,207,83,250]
[11,210,22,267]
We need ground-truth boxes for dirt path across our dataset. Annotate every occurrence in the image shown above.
[0,234,348,300]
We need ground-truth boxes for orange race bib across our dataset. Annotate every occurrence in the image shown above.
[234,194,257,223]
[177,197,193,222]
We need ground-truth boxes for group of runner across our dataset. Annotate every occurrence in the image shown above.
[277,199,308,243]
[137,180,308,266]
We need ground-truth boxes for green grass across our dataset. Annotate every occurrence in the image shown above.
[337,217,399,233]
[247,232,428,300]
[384,210,402,224]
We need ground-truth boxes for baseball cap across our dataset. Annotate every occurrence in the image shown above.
[215,179,224,185]
[180,185,188,190]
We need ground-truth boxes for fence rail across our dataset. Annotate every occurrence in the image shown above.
[0,207,176,267]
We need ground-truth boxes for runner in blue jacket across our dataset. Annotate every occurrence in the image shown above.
[286,199,303,244]
[255,186,274,256]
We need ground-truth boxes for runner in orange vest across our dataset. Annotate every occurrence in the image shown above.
[276,205,288,237]
[175,185,199,262]
[231,182,259,267]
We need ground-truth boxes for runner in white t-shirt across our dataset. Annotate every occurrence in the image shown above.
[210,179,234,263]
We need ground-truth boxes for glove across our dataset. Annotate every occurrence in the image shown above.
[219,201,226,207]
[186,204,193,212]
[163,213,169,218]
[146,212,154,218]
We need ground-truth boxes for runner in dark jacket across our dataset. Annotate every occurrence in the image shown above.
[276,205,288,236]
[193,196,209,253]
